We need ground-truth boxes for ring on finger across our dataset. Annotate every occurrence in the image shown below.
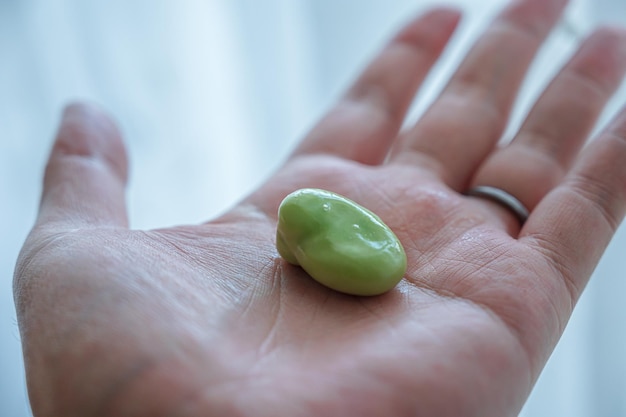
[465,186,530,225]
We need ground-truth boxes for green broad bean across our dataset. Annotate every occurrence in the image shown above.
[276,188,406,296]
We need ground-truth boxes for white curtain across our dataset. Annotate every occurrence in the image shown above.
[1,1,625,415]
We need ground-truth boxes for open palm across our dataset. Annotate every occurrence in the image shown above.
[15,1,626,416]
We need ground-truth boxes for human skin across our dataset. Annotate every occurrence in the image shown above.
[13,0,626,416]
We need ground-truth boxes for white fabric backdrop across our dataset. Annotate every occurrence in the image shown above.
[1,1,625,415]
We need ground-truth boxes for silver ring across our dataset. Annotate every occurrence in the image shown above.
[465,186,529,225]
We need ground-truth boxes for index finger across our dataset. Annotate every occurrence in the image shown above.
[291,8,461,165]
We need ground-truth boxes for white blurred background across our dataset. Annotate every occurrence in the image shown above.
[1,0,625,415]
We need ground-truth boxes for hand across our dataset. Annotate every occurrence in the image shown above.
[15,1,626,416]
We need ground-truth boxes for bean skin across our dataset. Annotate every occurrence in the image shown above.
[276,188,406,296]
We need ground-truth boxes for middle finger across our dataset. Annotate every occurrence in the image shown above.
[392,0,568,189]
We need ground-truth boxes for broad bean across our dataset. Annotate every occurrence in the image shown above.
[276,188,406,296]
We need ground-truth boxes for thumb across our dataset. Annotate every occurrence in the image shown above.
[37,102,130,229]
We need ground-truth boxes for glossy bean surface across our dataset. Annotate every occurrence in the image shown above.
[276,188,406,296]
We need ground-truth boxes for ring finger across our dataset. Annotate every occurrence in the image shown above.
[469,27,626,225]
